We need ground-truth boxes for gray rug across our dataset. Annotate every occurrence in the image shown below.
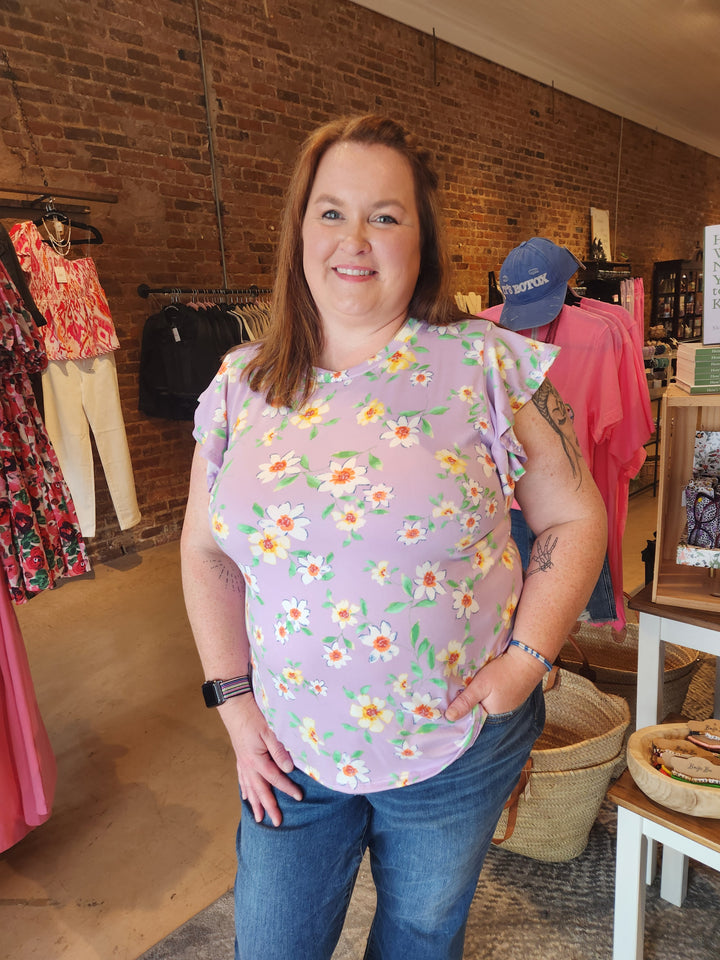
[139,660,719,960]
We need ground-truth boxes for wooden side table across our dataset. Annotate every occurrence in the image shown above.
[608,585,720,958]
[608,770,720,960]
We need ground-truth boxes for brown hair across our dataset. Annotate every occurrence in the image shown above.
[244,114,455,408]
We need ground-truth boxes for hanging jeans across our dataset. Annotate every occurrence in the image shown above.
[41,354,141,538]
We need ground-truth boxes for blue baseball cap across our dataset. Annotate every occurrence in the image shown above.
[498,238,584,331]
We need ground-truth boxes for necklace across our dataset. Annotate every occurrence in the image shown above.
[44,218,72,257]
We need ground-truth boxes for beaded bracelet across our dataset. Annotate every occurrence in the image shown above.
[508,639,553,672]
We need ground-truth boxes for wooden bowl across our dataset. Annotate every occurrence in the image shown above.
[627,721,720,819]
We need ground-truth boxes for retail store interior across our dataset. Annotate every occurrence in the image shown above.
[2,1,720,959]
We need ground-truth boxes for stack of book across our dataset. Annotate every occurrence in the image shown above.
[676,343,720,394]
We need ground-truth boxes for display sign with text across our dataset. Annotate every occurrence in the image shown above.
[704,224,720,344]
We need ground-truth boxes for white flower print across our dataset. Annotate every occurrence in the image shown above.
[458,385,476,403]
[260,428,278,446]
[281,597,310,631]
[380,414,422,448]
[309,679,328,697]
[331,599,360,629]
[394,740,423,760]
[485,497,499,519]
[257,450,301,484]
[332,503,365,533]
[365,484,394,510]
[475,443,496,477]
[297,554,330,584]
[392,673,409,696]
[397,521,427,546]
[252,625,264,646]
[211,511,229,541]
[452,579,480,620]
[304,765,321,781]
[360,621,399,663]
[394,772,412,787]
[459,512,481,536]
[350,695,392,732]
[272,675,296,700]
[328,370,352,385]
[248,529,290,564]
[412,561,447,601]
[323,641,352,669]
[402,691,442,724]
[464,338,484,363]
[410,370,432,386]
[230,409,248,438]
[473,416,491,433]
[261,501,310,541]
[336,754,370,789]
[261,404,289,419]
[275,620,290,645]
[211,400,227,425]
[437,641,466,676]
[370,560,391,586]
[299,717,320,753]
[463,479,483,506]
[317,457,370,497]
[432,499,459,519]
[239,564,259,594]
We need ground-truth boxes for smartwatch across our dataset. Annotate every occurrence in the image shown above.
[202,674,252,708]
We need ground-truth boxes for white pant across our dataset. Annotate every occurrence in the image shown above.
[42,354,141,538]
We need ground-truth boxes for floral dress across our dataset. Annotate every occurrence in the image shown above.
[194,317,556,793]
[0,264,88,603]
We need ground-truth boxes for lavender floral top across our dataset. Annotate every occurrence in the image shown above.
[194,317,557,793]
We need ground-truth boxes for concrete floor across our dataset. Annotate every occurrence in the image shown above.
[0,492,660,960]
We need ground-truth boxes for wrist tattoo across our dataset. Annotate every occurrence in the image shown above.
[526,533,558,577]
[532,379,583,487]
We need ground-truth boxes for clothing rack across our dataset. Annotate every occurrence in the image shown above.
[137,283,271,299]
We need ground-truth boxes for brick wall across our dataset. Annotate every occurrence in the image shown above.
[2,0,719,563]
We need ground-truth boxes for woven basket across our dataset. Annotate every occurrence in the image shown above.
[558,620,701,728]
[492,668,630,862]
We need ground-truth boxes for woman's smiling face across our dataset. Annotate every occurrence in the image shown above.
[301,141,422,338]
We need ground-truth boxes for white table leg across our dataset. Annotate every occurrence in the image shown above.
[659,845,690,905]
[635,613,664,728]
[613,806,647,960]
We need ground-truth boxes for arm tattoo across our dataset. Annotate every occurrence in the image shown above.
[526,534,558,578]
[532,379,583,486]
[206,557,245,593]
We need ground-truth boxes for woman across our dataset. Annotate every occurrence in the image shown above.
[181,115,607,960]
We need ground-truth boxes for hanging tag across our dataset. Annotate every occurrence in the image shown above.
[171,325,181,342]
[54,263,69,284]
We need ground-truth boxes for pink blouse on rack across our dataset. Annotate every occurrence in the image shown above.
[9,221,119,360]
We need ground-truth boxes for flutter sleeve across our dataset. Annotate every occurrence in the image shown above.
[479,321,558,498]
[192,356,234,490]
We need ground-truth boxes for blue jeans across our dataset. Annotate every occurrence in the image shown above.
[234,683,545,960]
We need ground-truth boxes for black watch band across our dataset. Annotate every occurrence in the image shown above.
[202,674,252,708]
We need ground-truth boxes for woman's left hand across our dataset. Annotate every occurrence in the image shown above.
[445,645,547,722]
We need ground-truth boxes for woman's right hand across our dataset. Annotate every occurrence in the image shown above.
[220,694,303,827]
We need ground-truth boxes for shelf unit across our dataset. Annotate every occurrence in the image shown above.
[650,260,704,341]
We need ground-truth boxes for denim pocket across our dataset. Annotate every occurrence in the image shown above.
[484,682,545,735]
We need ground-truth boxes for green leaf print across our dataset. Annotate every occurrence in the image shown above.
[288,561,297,577]
[414,723,439,734]
[420,418,433,437]
[360,598,368,616]
[415,599,436,608]
[237,523,256,534]
[252,503,264,518]
[401,574,413,597]
[300,454,310,469]
[427,647,435,669]
[306,475,321,489]
[384,601,409,614]
[277,474,299,489]
[368,453,382,470]
[411,663,423,679]
[321,503,334,520]
[309,425,318,440]
[344,688,356,700]
[428,406,449,416]
[417,638,429,657]
[364,731,373,744]
[410,622,420,646]
[333,450,359,459]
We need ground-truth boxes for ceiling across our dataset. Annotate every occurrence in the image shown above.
[351,0,720,158]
